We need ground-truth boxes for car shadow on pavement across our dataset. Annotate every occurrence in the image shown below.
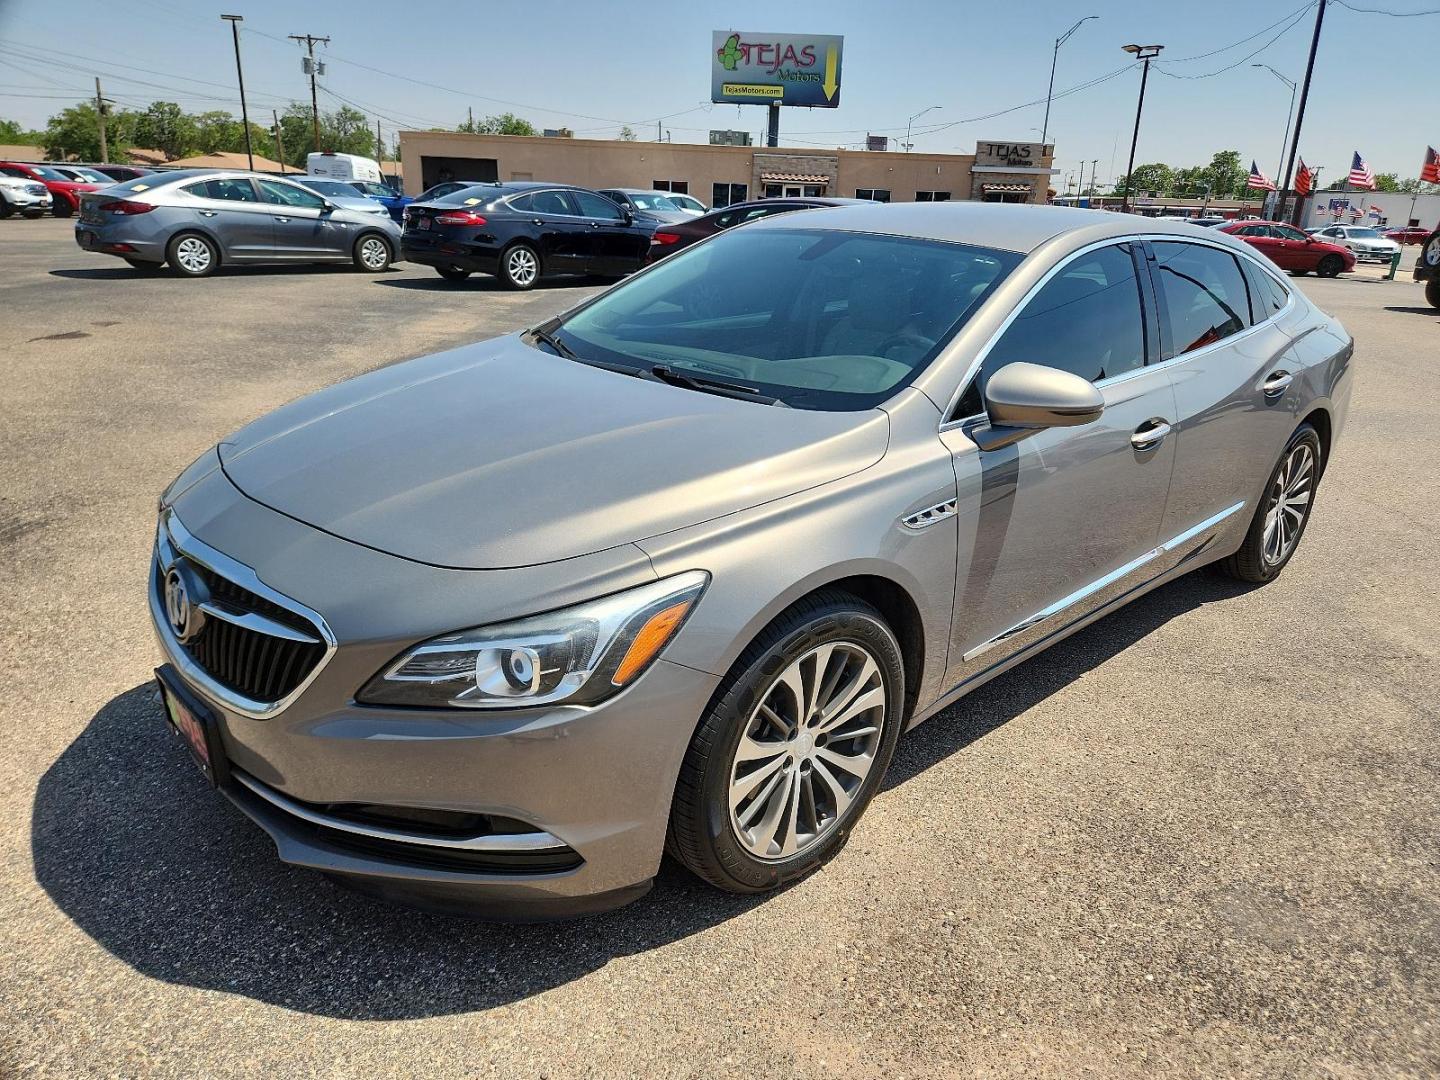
[1383,306,1440,316]
[372,275,595,292]
[48,266,399,281]
[32,570,1256,1021]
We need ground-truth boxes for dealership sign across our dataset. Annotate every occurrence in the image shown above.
[711,32,844,108]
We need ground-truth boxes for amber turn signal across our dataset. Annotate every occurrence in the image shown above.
[611,600,695,687]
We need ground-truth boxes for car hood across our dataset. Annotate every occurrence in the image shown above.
[635,209,694,225]
[218,335,889,569]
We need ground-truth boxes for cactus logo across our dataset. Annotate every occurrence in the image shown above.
[711,31,844,109]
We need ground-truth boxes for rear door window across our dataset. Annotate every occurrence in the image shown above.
[572,190,625,220]
[1241,257,1290,320]
[193,177,260,202]
[1151,241,1251,358]
[529,189,580,216]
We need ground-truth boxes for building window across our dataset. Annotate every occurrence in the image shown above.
[855,188,891,202]
[802,184,825,197]
[712,182,748,208]
[915,190,951,202]
[653,180,689,194]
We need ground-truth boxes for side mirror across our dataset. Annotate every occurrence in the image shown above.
[971,362,1105,452]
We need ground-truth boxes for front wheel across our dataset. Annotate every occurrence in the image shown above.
[1218,423,1323,584]
[1317,254,1345,278]
[0,199,12,220]
[499,243,540,290]
[436,265,472,282]
[668,591,905,894]
[353,234,392,272]
[52,200,74,219]
[1426,280,1440,311]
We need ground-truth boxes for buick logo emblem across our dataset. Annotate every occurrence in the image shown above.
[163,562,208,643]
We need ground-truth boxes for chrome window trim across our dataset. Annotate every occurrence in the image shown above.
[232,772,569,853]
[939,232,1297,432]
[151,509,338,720]
[962,500,1246,662]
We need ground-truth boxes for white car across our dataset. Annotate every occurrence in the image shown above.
[664,192,707,216]
[0,174,53,218]
[1307,224,1400,263]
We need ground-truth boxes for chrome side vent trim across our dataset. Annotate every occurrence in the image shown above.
[901,499,958,530]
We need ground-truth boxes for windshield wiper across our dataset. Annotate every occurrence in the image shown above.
[530,325,579,360]
[647,365,785,406]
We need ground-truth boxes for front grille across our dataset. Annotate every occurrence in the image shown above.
[155,560,326,704]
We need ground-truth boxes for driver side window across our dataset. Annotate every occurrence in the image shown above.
[952,244,1146,419]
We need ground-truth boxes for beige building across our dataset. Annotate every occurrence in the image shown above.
[397,131,1056,207]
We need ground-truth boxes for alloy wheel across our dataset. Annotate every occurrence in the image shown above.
[359,237,388,269]
[1262,442,1314,566]
[175,236,212,274]
[728,642,886,861]
[506,247,538,287]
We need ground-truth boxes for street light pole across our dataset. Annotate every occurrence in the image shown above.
[1252,63,1296,219]
[1041,15,1098,147]
[221,15,254,171]
[904,105,941,153]
[1119,44,1164,213]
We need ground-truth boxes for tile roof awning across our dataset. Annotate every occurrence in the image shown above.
[761,172,828,184]
[982,182,1033,193]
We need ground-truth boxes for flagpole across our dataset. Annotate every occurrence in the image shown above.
[1280,0,1327,226]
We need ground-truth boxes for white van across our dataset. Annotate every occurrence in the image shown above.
[306,152,383,184]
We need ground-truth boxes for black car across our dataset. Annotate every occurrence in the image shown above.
[403,182,657,289]
[646,197,867,262]
[83,164,155,183]
[1416,226,1440,309]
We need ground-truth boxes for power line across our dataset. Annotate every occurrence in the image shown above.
[1330,0,1440,12]
[1156,6,1316,79]
[1159,1,1317,62]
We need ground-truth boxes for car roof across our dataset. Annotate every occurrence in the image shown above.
[747,201,1266,256]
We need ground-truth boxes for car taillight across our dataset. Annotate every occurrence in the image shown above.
[651,231,681,246]
[434,211,487,226]
[106,200,156,215]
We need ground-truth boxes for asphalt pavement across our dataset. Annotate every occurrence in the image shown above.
[2,214,1437,1079]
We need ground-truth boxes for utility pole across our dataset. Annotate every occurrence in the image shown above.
[289,32,330,153]
[1120,44,1164,213]
[1090,158,1099,196]
[93,77,110,162]
[222,15,254,171]
[1280,0,1326,226]
[377,119,384,165]
[272,109,287,173]
[1076,162,1085,201]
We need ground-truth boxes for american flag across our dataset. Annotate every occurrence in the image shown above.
[1348,151,1376,190]
[1295,158,1314,196]
[1246,160,1276,192]
[1422,146,1440,185]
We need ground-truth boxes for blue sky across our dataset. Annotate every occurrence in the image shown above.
[2,0,1435,186]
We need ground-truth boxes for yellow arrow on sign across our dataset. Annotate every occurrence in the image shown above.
[822,45,838,102]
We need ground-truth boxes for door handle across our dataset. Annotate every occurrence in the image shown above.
[1131,418,1172,451]
[273,216,290,223]
[199,210,217,217]
[531,218,545,226]
[1262,370,1293,397]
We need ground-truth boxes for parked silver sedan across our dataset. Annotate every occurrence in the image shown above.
[1306,223,1401,263]
[74,169,402,276]
[149,203,1352,918]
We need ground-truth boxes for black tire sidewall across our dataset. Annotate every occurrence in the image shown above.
[0,198,12,219]
[1240,425,1323,581]
[52,201,73,218]
[499,243,539,290]
[685,601,905,892]
[1319,255,1343,277]
[1426,279,1440,311]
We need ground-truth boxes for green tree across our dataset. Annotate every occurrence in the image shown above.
[617,125,637,142]
[460,112,537,136]
[1117,163,1174,197]
[1373,172,1401,192]
[1204,150,1246,198]
[131,101,197,159]
[43,101,130,161]
[0,117,44,144]
[1171,165,1209,197]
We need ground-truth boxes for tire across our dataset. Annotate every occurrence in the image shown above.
[499,242,541,290]
[353,233,392,272]
[1218,423,1323,584]
[1317,254,1344,278]
[166,232,219,277]
[1426,280,1440,311]
[52,200,74,219]
[436,265,472,282]
[0,198,12,220]
[668,590,906,894]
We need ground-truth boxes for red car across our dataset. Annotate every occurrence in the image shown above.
[0,161,101,218]
[1383,225,1430,245]
[1218,220,1355,277]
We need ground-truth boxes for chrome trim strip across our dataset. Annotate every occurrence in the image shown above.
[901,499,959,530]
[150,509,338,720]
[939,233,1298,432]
[197,601,322,644]
[232,772,569,853]
[961,501,1246,662]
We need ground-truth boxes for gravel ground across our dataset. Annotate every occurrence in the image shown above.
[1,215,1437,1079]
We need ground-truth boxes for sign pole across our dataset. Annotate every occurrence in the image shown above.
[766,103,780,148]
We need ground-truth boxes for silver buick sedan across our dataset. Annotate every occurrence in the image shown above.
[75,169,401,276]
[150,203,1352,918]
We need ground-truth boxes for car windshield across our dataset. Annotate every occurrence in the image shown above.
[1348,228,1382,238]
[299,180,353,196]
[68,167,111,183]
[554,226,1021,411]
[629,193,679,211]
[25,165,69,181]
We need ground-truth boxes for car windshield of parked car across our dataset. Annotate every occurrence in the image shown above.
[629,193,679,212]
[555,227,1020,411]
[299,179,353,197]
[22,165,68,181]
[69,167,112,183]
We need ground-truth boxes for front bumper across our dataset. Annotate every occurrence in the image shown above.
[151,463,720,917]
[1352,248,1396,263]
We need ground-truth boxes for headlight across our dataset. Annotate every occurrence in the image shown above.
[357,571,709,710]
